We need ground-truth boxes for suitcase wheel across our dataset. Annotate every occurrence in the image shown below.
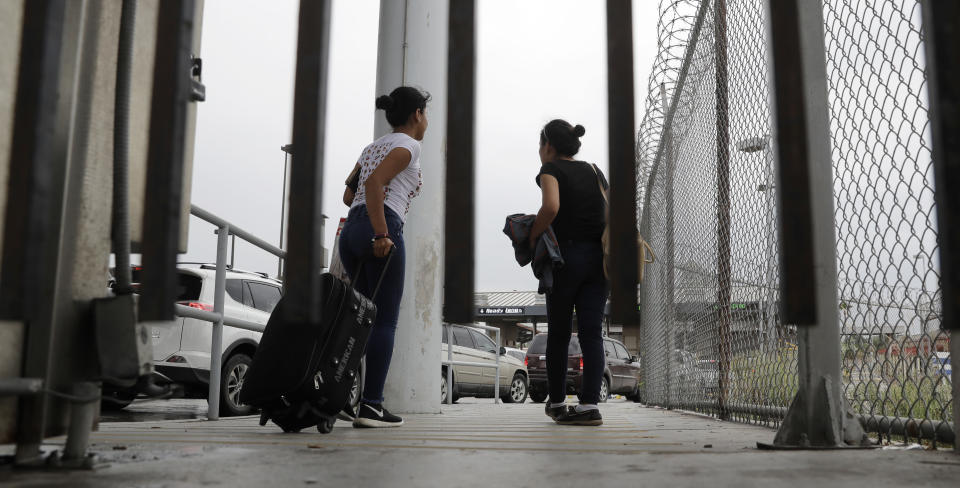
[317,418,335,434]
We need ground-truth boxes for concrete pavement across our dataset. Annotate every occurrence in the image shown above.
[2,399,958,487]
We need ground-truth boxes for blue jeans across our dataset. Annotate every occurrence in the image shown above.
[338,205,406,405]
[545,240,608,405]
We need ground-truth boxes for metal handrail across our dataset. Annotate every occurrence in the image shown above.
[191,205,285,258]
[186,205,286,420]
[174,304,265,333]
[0,378,44,397]
[443,324,501,405]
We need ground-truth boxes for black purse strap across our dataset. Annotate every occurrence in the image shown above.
[591,163,609,205]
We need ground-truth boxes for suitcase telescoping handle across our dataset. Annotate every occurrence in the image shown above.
[351,246,394,302]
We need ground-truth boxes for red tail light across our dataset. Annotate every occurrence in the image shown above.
[580,357,584,370]
[525,356,528,367]
[178,301,213,312]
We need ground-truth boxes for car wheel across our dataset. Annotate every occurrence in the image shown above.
[441,371,459,403]
[529,390,547,403]
[627,381,641,402]
[502,374,528,403]
[440,372,449,403]
[598,376,609,403]
[220,353,254,416]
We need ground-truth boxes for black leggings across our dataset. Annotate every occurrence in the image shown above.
[545,240,608,404]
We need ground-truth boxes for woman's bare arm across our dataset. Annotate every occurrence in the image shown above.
[529,174,560,246]
[365,148,412,256]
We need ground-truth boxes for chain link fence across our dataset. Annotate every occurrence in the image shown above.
[636,0,952,445]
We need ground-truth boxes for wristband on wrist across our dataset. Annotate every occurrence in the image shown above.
[373,233,390,240]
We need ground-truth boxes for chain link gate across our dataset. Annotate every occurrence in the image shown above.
[636,0,952,445]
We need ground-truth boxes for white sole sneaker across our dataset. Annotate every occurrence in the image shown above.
[352,417,404,428]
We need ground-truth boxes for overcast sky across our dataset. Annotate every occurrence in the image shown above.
[185,0,660,292]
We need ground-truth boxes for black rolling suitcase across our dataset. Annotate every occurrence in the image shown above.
[239,253,392,434]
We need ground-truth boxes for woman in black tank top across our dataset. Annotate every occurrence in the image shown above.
[529,119,608,426]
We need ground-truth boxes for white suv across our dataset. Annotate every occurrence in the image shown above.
[110,265,281,416]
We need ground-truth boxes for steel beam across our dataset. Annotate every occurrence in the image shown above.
[0,0,66,321]
[919,0,960,452]
[920,1,959,333]
[443,0,476,325]
[763,0,867,448]
[1,0,74,464]
[765,0,817,326]
[139,0,197,321]
[606,0,639,326]
[283,0,332,324]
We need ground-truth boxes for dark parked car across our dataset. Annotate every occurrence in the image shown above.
[525,333,642,403]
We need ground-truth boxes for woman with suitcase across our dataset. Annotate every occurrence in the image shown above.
[338,86,430,428]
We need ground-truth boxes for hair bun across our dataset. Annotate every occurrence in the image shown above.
[375,95,394,111]
[572,124,586,137]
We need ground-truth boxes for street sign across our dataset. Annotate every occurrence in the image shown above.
[477,307,524,315]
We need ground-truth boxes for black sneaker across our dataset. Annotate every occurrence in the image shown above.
[555,406,603,426]
[545,403,566,420]
[353,401,403,428]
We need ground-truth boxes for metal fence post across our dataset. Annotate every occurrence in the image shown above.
[953,333,959,452]
[278,144,292,279]
[446,338,453,405]
[762,0,867,448]
[713,0,733,420]
[660,83,676,409]
[61,382,99,464]
[495,328,500,405]
[207,224,229,420]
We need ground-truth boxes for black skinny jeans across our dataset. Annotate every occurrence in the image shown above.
[546,240,608,405]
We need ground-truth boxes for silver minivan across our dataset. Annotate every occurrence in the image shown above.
[440,324,528,403]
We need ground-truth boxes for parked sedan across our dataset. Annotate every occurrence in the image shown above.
[441,324,529,403]
[525,334,642,403]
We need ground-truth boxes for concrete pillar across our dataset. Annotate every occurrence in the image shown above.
[375,0,446,413]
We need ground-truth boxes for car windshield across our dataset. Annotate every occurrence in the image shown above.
[526,335,581,355]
